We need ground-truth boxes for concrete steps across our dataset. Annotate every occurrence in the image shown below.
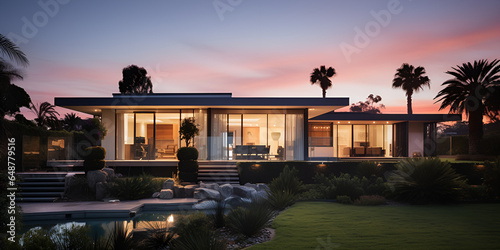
[197,162,239,184]
[16,173,67,202]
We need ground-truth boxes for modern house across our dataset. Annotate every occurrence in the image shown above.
[54,93,461,162]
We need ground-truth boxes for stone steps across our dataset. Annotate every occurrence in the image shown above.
[197,163,240,184]
[16,173,67,202]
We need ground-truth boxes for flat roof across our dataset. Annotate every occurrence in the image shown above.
[310,111,462,123]
[55,93,350,118]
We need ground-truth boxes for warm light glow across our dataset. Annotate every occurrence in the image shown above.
[373,121,375,124]
[167,214,174,223]
[386,121,389,124]
[337,121,340,124]
[348,121,351,124]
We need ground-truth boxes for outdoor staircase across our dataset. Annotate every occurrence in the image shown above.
[16,172,67,202]
[197,162,240,184]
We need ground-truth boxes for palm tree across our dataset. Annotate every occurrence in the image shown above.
[63,113,82,131]
[310,65,336,98]
[434,59,500,155]
[0,34,29,66]
[31,101,60,129]
[392,63,430,114]
[0,60,30,119]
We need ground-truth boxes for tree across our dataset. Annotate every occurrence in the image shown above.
[0,60,31,119]
[62,113,82,131]
[434,59,500,155]
[392,63,430,114]
[350,94,385,114]
[30,101,60,130]
[0,34,29,67]
[310,65,336,98]
[118,65,153,94]
[179,117,199,147]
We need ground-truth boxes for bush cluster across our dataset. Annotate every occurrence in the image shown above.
[312,173,387,201]
[177,147,199,183]
[267,166,303,211]
[387,158,466,204]
[83,146,106,173]
[106,173,162,200]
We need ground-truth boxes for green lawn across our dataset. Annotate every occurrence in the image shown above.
[251,202,500,249]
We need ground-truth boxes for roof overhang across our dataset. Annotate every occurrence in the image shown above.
[54,93,350,119]
[310,112,462,124]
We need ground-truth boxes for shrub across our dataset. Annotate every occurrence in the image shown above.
[172,226,226,250]
[107,173,162,200]
[177,147,199,161]
[357,161,384,178]
[388,158,466,204]
[267,189,298,211]
[22,228,56,250]
[268,166,303,195]
[354,195,387,206]
[332,173,364,200]
[312,173,337,199]
[361,176,388,196]
[483,158,500,199]
[336,195,353,205]
[140,228,174,250]
[51,224,92,250]
[83,146,106,173]
[110,221,136,250]
[173,212,213,237]
[226,200,275,237]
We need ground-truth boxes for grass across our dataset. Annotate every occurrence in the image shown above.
[250,201,500,249]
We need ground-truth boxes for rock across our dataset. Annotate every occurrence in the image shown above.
[152,192,160,198]
[163,179,175,190]
[184,185,198,198]
[244,183,258,190]
[194,188,221,200]
[251,190,268,201]
[233,186,256,198]
[219,184,233,199]
[256,183,270,192]
[192,200,217,210]
[200,182,219,191]
[159,189,174,199]
[96,182,108,200]
[173,185,186,198]
[87,170,108,191]
[101,168,116,180]
[225,196,252,208]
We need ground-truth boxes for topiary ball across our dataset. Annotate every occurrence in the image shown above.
[177,147,199,161]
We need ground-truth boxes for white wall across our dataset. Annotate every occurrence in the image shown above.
[101,109,116,160]
[309,146,334,157]
[408,122,424,157]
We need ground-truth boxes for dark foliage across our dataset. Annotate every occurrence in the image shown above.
[177,147,199,161]
[118,65,153,94]
[350,94,385,114]
[483,158,500,199]
[310,65,336,98]
[226,200,275,237]
[107,174,162,200]
[179,117,199,147]
[388,158,466,204]
[83,146,106,172]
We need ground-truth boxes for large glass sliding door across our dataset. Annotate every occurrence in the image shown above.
[135,113,155,160]
[209,110,303,160]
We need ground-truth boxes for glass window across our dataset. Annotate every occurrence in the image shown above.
[156,112,181,159]
[135,113,154,160]
[268,114,285,158]
[337,125,352,157]
[367,125,384,156]
[309,123,333,147]
[285,113,304,160]
[242,114,267,146]
[210,113,228,160]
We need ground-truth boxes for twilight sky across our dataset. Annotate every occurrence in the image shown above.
[1,0,500,119]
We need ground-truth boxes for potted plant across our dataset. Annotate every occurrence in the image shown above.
[177,118,200,183]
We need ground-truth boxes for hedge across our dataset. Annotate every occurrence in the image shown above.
[237,161,484,185]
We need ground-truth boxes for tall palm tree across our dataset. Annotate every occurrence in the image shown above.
[434,59,500,155]
[310,65,336,98]
[392,63,430,114]
[63,112,82,131]
[31,101,60,129]
[0,34,29,67]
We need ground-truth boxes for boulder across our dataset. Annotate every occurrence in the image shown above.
[200,182,219,191]
[173,185,186,198]
[233,186,256,198]
[87,170,108,191]
[193,200,218,210]
[251,190,268,201]
[101,168,116,180]
[184,185,198,198]
[256,183,270,192]
[163,179,175,190]
[219,184,233,199]
[152,192,160,198]
[159,189,174,199]
[96,182,108,200]
[244,183,258,190]
[194,188,221,200]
